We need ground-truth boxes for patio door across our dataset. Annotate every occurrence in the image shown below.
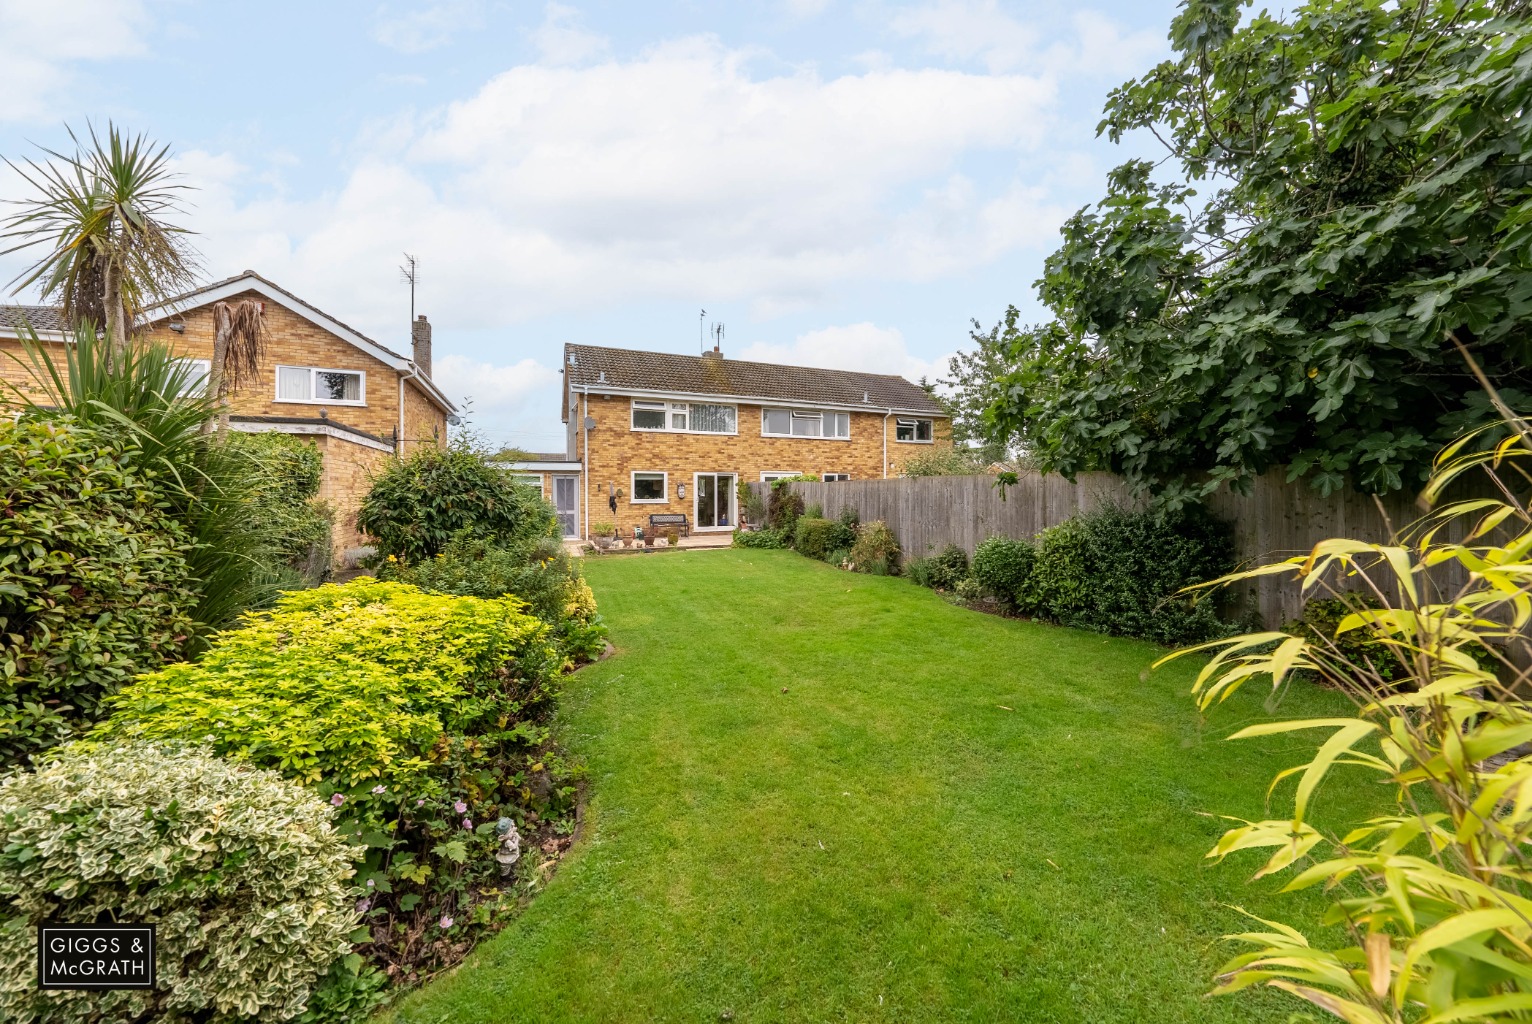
[694,473,735,530]
[552,475,579,538]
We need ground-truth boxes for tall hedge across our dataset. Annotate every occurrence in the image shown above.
[0,418,198,765]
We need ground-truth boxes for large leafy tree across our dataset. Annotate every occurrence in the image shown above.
[2,123,199,351]
[990,0,1532,503]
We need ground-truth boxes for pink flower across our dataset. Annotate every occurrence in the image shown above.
[330,794,345,807]
[416,798,425,806]
[371,785,387,795]
[365,879,374,888]
[356,899,371,913]
[462,818,473,830]
[453,800,468,814]
[439,915,454,929]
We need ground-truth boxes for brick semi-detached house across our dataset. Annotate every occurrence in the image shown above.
[508,342,950,541]
[0,270,456,561]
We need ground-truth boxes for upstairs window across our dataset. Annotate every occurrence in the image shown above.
[631,399,736,433]
[276,365,364,405]
[762,408,850,439]
[895,418,933,442]
[632,401,667,430]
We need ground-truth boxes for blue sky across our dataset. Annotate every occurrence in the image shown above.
[0,0,1179,451]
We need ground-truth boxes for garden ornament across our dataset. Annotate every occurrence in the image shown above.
[494,816,521,877]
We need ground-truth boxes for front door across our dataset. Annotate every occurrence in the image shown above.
[694,473,735,530]
[553,475,579,538]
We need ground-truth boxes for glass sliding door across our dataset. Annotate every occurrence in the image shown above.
[694,473,735,530]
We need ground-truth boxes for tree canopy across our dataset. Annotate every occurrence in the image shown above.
[989,0,1532,502]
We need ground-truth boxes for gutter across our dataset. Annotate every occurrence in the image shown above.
[883,409,893,479]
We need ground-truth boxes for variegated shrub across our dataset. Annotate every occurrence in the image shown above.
[0,740,357,1023]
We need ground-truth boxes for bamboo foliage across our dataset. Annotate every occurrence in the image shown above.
[1158,419,1532,1022]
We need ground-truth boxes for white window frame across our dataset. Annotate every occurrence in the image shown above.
[822,473,850,482]
[510,473,544,496]
[760,407,851,440]
[274,364,367,406]
[895,417,934,444]
[630,471,669,504]
[630,398,737,435]
[172,357,211,397]
[760,471,802,482]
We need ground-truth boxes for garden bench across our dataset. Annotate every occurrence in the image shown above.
[648,513,690,537]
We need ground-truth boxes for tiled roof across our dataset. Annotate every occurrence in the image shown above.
[0,305,67,332]
[563,343,944,416]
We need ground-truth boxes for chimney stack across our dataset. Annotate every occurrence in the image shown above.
[412,315,432,375]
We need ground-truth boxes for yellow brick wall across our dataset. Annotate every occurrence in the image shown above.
[313,434,396,558]
[572,393,951,538]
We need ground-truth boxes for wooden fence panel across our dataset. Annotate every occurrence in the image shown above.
[749,471,1473,628]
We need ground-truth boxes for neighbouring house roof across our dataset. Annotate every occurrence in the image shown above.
[561,343,946,421]
[0,305,66,333]
[0,270,456,414]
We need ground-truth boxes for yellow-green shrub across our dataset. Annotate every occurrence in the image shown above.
[92,579,574,980]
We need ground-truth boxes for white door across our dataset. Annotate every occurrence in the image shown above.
[553,475,579,538]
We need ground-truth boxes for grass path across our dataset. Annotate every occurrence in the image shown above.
[390,549,1374,1023]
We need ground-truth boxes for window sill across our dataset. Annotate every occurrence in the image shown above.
[760,434,853,442]
[630,498,670,505]
[631,427,739,436]
[893,438,935,444]
[274,398,368,407]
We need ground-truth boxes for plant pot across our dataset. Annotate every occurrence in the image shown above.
[644,537,655,548]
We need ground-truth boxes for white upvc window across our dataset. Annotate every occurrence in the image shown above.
[895,417,934,443]
[631,399,736,434]
[172,357,211,397]
[761,408,851,439]
[822,473,850,482]
[510,473,544,495]
[631,471,668,503]
[275,365,366,405]
[760,471,802,482]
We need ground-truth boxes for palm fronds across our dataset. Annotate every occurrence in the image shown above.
[1,122,200,336]
[5,323,282,635]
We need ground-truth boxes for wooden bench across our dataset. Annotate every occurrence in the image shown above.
[648,513,690,537]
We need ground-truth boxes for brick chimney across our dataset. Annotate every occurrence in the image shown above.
[411,315,432,375]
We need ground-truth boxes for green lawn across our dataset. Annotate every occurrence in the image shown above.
[390,549,1374,1024]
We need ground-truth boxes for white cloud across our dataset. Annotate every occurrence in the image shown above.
[0,0,151,122]
[372,0,484,53]
[433,351,560,414]
[532,3,609,66]
[888,0,1037,73]
[889,3,1165,79]
[783,0,832,17]
[169,34,1063,340]
[737,322,952,387]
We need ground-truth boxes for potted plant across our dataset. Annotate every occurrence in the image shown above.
[592,521,616,550]
[665,528,680,547]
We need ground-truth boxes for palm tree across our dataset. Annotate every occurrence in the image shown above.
[1,122,200,353]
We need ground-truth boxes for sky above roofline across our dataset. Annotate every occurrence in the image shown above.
[0,0,1179,450]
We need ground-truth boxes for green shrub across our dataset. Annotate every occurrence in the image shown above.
[229,431,334,585]
[1026,502,1233,645]
[848,520,901,576]
[0,417,199,765]
[734,528,788,549]
[737,480,767,529]
[0,740,358,1024]
[766,483,805,535]
[971,536,1035,608]
[792,517,838,560]
[907,546,966,590]
[358,443,556,561]
[824,546,852,567]
[837,506,860,532]
[378,533,607,665]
